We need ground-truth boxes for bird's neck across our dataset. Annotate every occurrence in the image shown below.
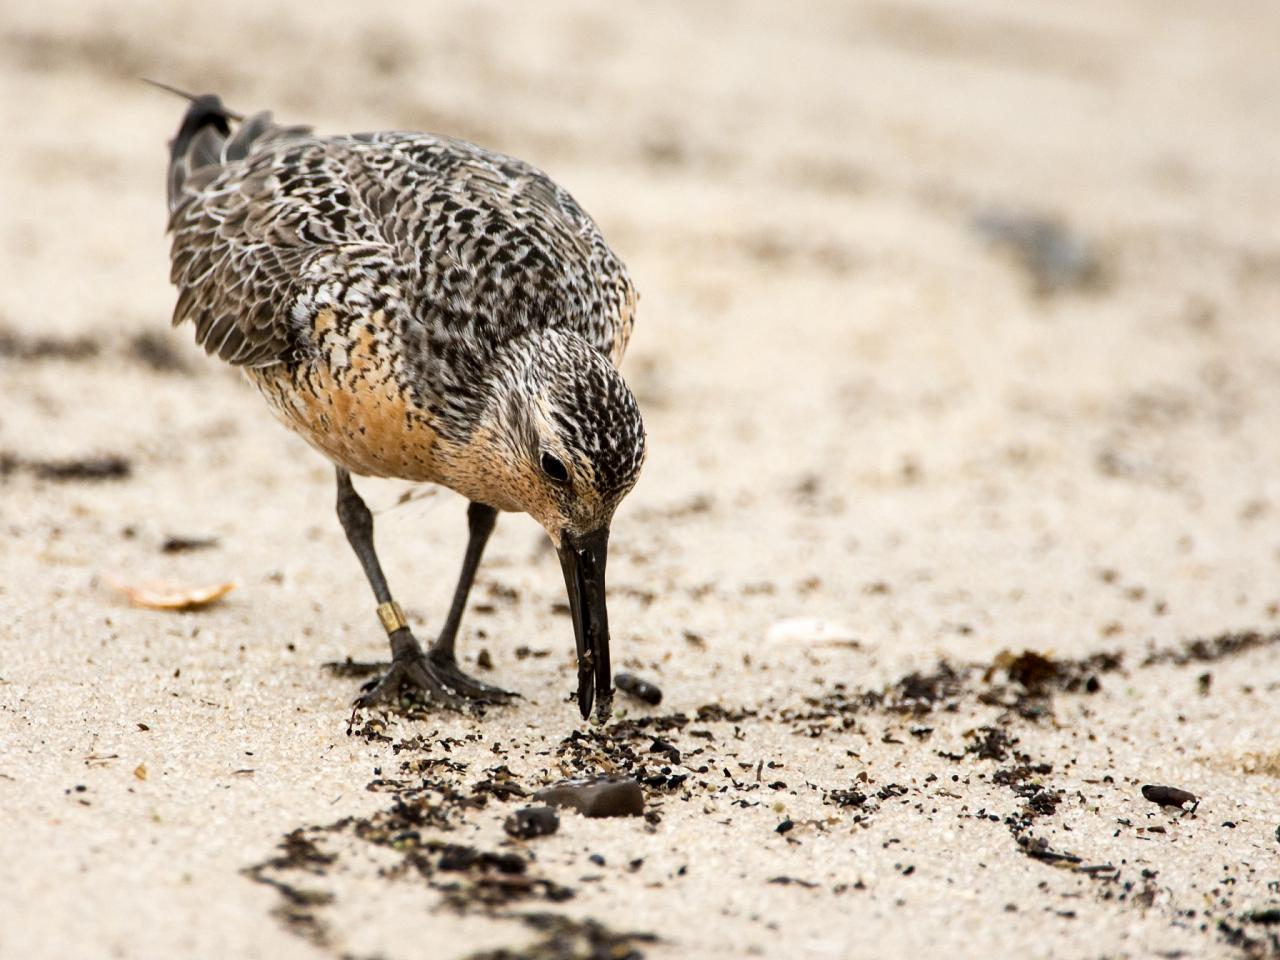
[430,335,545,512]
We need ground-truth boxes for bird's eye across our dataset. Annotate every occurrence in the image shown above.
[540,452,569,484]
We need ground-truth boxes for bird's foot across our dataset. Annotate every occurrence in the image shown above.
[355,633,515,712]
[425,649,517,703]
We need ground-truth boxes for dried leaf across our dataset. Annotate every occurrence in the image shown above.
[108,577,235,611]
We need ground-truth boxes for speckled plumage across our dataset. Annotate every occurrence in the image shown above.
[161,93,646,721]
[166,99,643,503]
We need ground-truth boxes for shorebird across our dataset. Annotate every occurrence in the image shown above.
[160,90,646,722]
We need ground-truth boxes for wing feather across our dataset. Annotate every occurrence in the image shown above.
[167,113,637,373]
[168,137,357,367]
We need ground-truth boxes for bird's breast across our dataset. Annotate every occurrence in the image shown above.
[247,308,442,482]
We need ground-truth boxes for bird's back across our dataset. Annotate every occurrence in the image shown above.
[166,99,638,391]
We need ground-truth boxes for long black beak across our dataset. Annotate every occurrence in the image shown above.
[557,527,612,722]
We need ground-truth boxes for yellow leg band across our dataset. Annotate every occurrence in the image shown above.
[376,601,408,634]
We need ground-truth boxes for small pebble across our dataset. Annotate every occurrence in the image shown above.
[534,777,644,818]
[1141,784,1198,810]
[615,672,662,706]
[503,805,560,839]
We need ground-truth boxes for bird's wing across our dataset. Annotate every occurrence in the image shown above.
[167,106,636,370]
[167,112,391,368]
[355,133,639,367]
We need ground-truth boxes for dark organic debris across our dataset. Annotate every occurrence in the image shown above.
[796,628,1260,735]
[781,662,969,729]
[991,762,1058,820]
[534,777,644,818]
[1141,784,1198,811]
[552,721,698,796]
[0,328,99,361]
[464,912,656,960]
[1141,630,1280,668]
[891,662,966,712]
[1015,834,1120,877]
[647,737,680,764]
[1218,916,1280,958]
[768,876,818,888]
[1245,909,1280,925]
[694,702,757,723]
[0,325,193,371]
[976,649,1122,720]
[254,625,1280,957]
[473,765,529,802]
[245,828,338,875]
[437,843,526,875]
[504,806,560,840]
[971,207,1105,297]
[415,841,574,909]
[615,672,663,706]
[987,649,1120,694]
[128,330,189,372]
[322,658,385,678]
[7,455,133,482]
[242,830,338,947]
[827,789,868,808]
[161,535,219,553]
[246,761,577,931]
[966,726,1015,762]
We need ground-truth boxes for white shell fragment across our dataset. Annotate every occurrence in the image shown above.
[766,617,859,645]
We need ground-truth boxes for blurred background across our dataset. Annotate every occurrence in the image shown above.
[3,0,1277,656]
[2,2,1279,957]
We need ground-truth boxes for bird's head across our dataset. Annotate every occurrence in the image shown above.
[456,329,646,721]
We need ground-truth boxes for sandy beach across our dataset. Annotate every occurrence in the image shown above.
[1,1,1278,957]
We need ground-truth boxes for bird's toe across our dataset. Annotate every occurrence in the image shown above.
[352,649,514,713]
[354,655,463,712]
[427,650,519,704]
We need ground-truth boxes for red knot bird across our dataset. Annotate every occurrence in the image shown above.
[160,89,646,722]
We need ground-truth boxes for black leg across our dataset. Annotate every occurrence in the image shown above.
[430,502,497,661]
[426,502,515,699]
[335,467,415,654]
[332,468,510,709]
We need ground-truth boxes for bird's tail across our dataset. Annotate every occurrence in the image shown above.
[146,80,309,215]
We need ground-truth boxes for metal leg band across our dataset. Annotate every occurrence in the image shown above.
[376,601,408,635]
